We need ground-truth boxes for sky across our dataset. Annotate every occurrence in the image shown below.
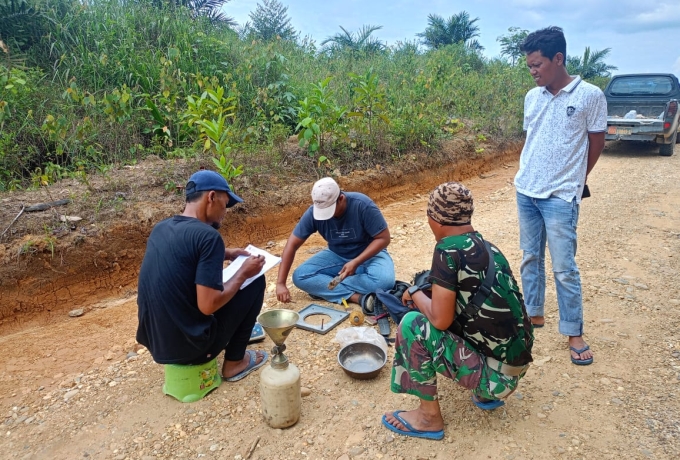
[223,0,680,76]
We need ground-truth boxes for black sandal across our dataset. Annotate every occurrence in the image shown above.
[360,293,376,315]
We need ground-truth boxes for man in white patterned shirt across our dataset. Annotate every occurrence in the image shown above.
[515,26,607,366]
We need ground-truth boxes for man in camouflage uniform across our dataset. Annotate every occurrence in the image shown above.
[382,182,534,440]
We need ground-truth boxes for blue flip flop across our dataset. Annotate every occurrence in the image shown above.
[224,350,269,382]
[249,322,266,343]
[472,395,505,410]
[570,345,594,365]
[381,411,444,440]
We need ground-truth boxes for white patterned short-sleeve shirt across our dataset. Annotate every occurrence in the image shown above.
[514,76,607,203]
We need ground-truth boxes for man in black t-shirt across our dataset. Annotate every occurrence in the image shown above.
[136,170,268,382]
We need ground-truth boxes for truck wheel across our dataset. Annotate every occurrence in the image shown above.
[659,131,677,156]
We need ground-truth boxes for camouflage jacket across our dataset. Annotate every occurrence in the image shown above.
[428,232,534,366]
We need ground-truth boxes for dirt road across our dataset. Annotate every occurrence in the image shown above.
[1,141,678,460]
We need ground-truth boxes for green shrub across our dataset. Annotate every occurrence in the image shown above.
[0,0,535,189]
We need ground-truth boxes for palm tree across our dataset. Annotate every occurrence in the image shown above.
[0,0,49,54]
[417,12,483,51]
[321,24,385,55]
[567,47,618,79]
[153,0,236,26]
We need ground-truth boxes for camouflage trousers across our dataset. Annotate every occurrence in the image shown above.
[391,311,524,401]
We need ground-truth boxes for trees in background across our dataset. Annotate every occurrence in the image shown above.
[243,0,297,42]
[567,47,618,79]
[0,2,620,190]
[497,27,529,65]
[496,27,617,79]
[417,12,483,51]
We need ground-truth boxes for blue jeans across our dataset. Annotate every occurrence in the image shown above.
[292,249,395,304]
[516,192,583,337]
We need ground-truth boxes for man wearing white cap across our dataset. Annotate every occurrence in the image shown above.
[276,177,395,310]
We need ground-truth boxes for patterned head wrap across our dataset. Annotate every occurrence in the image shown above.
[427,182,474,226]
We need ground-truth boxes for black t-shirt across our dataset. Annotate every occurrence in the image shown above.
[428,232,533,366]
[136,216,225,364]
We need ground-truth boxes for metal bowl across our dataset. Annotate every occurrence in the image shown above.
[337,342,387,380]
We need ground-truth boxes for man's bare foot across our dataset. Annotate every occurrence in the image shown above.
[569,336,594,362]
[222,350,266,379]
[383,408,444,433]
[531,315,545,327]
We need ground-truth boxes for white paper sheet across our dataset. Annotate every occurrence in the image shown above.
[222,244,281,289]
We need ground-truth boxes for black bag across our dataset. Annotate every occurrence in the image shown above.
[412,270,431,288]
[375,281,412,325]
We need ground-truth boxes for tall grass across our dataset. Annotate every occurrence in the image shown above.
[0,0,535,191]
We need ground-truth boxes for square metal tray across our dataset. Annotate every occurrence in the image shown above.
[295,303,349,335]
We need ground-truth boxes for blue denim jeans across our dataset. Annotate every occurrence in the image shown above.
[516,192,583,337]
[292,249,395,304]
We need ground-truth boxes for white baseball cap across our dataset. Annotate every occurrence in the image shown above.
[312,177,340,220]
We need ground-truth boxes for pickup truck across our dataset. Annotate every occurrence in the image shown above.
[604,73,680,156]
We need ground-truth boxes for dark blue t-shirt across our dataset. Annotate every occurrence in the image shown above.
[136,216,225,364]
[293,192,388,259]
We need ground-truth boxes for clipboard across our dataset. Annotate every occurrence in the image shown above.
[222,244,281,289]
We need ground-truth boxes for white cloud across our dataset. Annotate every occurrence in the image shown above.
[632,2,680,24]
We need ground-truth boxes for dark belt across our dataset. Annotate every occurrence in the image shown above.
[486,356,530,377]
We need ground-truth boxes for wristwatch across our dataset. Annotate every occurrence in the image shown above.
[408,283,432,296]
[407,285,421,296]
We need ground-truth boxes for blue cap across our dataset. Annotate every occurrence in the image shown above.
[185,170,243,208]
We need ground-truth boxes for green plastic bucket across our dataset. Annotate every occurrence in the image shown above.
[162,358,222,403]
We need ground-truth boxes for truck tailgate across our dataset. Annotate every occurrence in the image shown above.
[606,117,663,136]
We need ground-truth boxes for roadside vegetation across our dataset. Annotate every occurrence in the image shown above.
[0,0,617,192]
